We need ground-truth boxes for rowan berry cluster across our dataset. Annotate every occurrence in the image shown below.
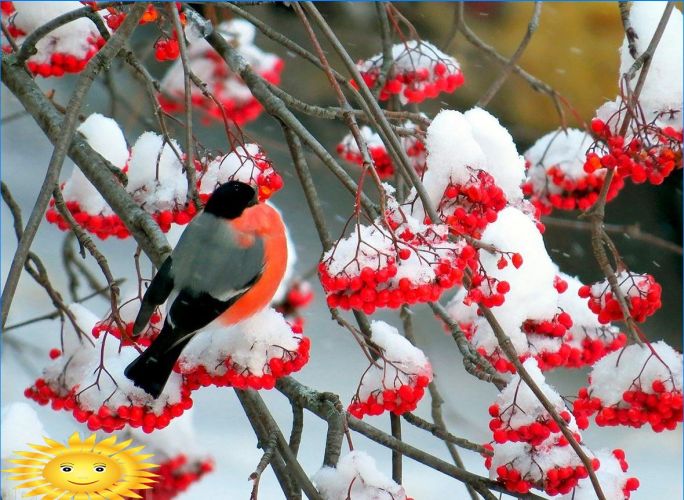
[573,342,683,432]
[141,455,214,500]
[487,360,597,496]
[336,132,394,179]
[199,145,284,203]
[585,118,682,185]
[579,271,662,323]
[348,374,430,419]
[354,41,464,103]
[25,379,194,434]
[523,129,625,216]
[438,169,507,239]
[155,37,180,62]
[46,197,130,239]
[180,336,310,392]
[159,20,283,125]
[320,219,476,314]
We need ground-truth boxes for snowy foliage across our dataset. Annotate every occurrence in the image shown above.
[313,451,407,500]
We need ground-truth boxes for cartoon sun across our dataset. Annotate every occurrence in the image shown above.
[4,432,157,499]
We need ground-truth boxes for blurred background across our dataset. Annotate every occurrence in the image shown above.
[2,3,681,499]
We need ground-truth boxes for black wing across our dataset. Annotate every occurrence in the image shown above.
[133,257,175,335]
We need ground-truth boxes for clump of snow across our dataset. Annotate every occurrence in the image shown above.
[421,108,524,216]
[11,2,104,64]
[619,2,682,127]
[313,450,407,500]
[179,307,303,378]
[1,403,47,459]
[588,341,682,407]
[447,206,557,349]
[61,113,128,214]
[357,321,432,403]
[198,144,280,201]
[126,132,188,212]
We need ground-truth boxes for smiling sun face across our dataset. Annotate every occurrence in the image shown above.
[4,432,157,499]
[42,451,122,493]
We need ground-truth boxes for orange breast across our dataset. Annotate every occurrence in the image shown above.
[219,204,288,325]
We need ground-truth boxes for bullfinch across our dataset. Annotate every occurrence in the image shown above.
[124,180,288,398]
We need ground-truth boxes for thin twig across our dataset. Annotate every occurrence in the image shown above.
[477,1,543,107]
[544,216,682,255]
[169,3,201,208]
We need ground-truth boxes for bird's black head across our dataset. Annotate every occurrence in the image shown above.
[204,181,258,219]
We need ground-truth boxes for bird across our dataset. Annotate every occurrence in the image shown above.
[124,180,288,398]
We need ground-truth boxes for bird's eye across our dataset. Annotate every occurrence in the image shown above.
[94,465,106,473]
[60,466,73,473]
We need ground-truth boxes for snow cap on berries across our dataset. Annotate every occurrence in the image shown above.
[37,304,184,417]
[495,358,578,432]
[178,307,309,390]
[422,108,525,210]
[198,144,282,201]
[11,2,104,67]
[313,450,407,500]
[126,131,187,210]
[61,114,128,214]
[360,320,432,395]
[588,341,682,407]
[619,2,682,127]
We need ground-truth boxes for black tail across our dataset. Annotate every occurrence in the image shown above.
[124,322,192,398]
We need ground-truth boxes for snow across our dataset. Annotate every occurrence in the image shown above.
[358,321,431,402]
[61,113,128,214]
[12,2,103,63]
[588,341,683,406]
[313,450,407,500]
[447,206,557,339]
[179,307,301,377]
[126,132,188,211]
[1,402,47,459]
[199,144,270,195]
[619,2,682,127]
[417,108,524,220]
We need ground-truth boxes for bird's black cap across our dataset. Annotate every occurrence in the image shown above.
[204,181,258,219]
